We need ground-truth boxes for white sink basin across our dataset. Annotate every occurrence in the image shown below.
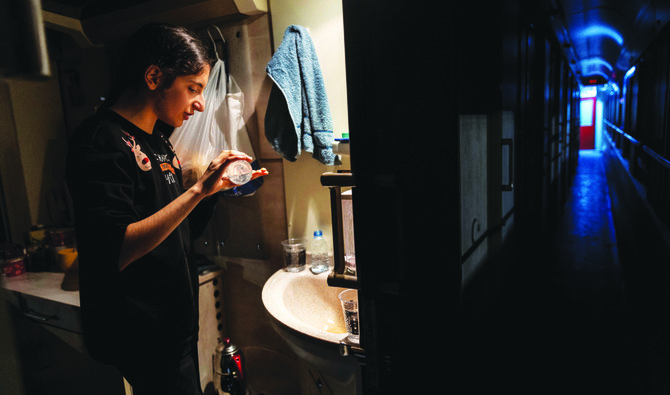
[262,268,360,387]
[262,268,348,344]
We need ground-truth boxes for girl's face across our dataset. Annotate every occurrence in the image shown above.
[154,65,210,128]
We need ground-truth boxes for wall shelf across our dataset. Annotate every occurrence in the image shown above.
[42,0,268,46]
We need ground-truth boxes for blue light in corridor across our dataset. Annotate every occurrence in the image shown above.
[578,25,624,46]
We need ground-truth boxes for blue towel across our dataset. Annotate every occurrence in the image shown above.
[265,25,341,166]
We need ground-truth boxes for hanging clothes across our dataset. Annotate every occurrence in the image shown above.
[265,25,341,166]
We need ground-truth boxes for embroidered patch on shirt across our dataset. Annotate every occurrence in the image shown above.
[122,131,151,171]
[160,133,182,171]
[160,162,175,174]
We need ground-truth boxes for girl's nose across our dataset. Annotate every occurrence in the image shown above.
[194,95,205,112]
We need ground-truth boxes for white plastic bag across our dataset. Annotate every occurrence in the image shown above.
[170,45,263,196]
[169,58,223,187]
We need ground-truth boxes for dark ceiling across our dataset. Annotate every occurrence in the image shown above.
[540,0,670,87]
[42,0,670,88]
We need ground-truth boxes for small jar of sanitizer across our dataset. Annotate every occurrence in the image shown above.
[223,160,253,185]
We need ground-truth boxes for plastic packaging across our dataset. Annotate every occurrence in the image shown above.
[310,230,329,274]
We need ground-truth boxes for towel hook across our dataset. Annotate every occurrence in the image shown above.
[206,25,226,60]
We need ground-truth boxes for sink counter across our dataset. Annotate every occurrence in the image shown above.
[1,268,223,308]
[2,268,226,394]
[2,272,79,307]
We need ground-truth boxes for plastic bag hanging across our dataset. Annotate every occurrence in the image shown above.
[169,27,263,196]
[216,66,264,197]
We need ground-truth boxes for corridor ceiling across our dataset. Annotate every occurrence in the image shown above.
[539,0,670,87]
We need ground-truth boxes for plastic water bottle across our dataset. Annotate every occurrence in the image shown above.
[310,230,329,274]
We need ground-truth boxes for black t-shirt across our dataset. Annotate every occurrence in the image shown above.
[66,109,198,363]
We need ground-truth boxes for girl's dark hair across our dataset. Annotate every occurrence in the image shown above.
[103,23,215,108]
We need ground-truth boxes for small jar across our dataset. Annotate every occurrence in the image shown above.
[0,243,26,277]
[223,160,252,185]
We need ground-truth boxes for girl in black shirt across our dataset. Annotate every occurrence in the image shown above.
[66,23,267,395]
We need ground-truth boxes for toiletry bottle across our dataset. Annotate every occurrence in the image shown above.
[310,230,329,274]
[214,338,245,395]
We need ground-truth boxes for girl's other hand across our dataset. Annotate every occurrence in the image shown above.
[195,150,267,195]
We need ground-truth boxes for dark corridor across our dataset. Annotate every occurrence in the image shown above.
[461,150,670,394]
[548,150,623,312]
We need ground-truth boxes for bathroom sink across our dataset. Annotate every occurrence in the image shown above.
[262,268,360,385]
[262,268,348,344]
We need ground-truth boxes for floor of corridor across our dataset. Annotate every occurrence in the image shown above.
[461,150,670,394]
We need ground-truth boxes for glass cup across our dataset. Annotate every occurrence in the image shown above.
[338,289,360,342]
[281,238,306,272]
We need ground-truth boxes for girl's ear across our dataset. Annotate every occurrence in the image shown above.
[144,65,162,91]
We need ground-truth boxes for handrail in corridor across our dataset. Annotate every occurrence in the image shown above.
[604,120,670,171]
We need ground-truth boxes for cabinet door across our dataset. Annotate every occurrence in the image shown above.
[9,291,82,335]
[11,309,127,395]
[198,272,225,393]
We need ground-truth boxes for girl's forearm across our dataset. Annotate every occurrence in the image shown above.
[118,187,205,271]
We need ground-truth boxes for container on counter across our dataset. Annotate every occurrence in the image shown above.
[0,242,26,277]
[48,227,76,270]
[310,230,329,274]
[25,226,48,271]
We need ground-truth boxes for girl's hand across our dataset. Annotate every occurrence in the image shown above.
[195,150,268,195]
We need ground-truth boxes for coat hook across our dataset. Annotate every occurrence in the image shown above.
[206,25,226,60]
